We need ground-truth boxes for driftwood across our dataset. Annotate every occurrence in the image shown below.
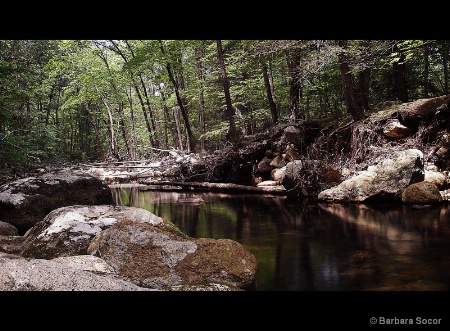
[138,180,287,195]
[80,163,159,169]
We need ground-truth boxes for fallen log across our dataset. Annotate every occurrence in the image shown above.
[138,180,287,195]
[81,163,161,169]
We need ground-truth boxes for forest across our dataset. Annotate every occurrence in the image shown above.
[1,40,449,181]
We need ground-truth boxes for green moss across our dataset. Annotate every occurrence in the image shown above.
[20,240,58,259]
[159,219,190,239]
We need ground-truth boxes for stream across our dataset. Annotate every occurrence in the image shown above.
[110,184,450,291]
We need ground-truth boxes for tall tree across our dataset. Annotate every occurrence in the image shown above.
[286,46,302,122]
[216,40,239,144]
[259,54,278,125]
[358,69,371,111]
[94,44,135,160]
[193,43,207,153]
[356,40,374,111]
[423,43,430,98]
[107,40,158,147]
[85,102,106,161]
[124,40,160,146]
[336,40,365,121]
[439,40,450,94]
[158,40,197,153]
[392,43,408,103]
[95,86,118,159]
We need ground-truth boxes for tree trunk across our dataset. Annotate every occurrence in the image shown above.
[109,40,157,147]
[424,44,429,98]
[392,44,408,103]
[123,41,157,134]
[140,78,159,147]
[86,104,106,162]
[196,65,206,153]
[216,40,239,144]
[358,68,371,111]
[126,86,137,160]
[286,48,301,122]
[45,84,55,125]
[268,57,276,101]
[259,55,278,125]
[134,82,157,146]
[173,108,184,150]
[118,102,135,161]
[337,40,364,121]
[97,92,117,159]
[194,44,207,153]
[198,87,206,153]
[55,84,61,128]
[159,40,197,153]
[160,91,170,148]
[443,41,450,95]
[97,50,135,161]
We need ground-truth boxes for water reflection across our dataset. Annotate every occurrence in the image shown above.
[111,185,450,291]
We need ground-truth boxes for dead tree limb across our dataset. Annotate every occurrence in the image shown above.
[138,180,287,195]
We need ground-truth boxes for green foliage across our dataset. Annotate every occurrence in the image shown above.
[0,39,448,169]
[243,108,273,129]
[200,122,229,149]
[0,138,28,167]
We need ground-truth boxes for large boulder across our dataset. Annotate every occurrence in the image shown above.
[19,205,257,291]
[424,170,447,190]
[317,149,425,203]
[257,156,273,174]
[0,235,25,254]
[0,252,152,291]
[284,125,303,145]
[0,221,18,236]
[0,170,114,235]
[383,119,413,138]
[401,181,442,205]
[281,160,303,192]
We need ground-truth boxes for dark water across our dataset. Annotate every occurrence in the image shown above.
[110,184,450,291]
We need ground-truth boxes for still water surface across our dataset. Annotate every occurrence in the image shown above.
[111,185,450,291]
